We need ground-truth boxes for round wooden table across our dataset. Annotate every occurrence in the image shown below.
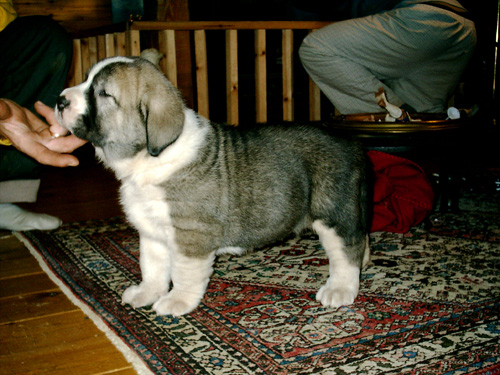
[326,112,473,211]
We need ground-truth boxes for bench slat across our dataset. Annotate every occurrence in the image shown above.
[255,29,267,123]
[126,30,141,56]
[114,32,127,57]
[194,30,209,119]
[282,29,294,122]
[159,30,178,87]
[69,39,82,86]
[226,30,239,125]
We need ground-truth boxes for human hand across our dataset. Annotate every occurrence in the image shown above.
[0,99,87,167]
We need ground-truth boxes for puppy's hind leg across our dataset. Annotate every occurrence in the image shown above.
[313,220,363,309]
[362,234,371,268]
[153,252,215,316]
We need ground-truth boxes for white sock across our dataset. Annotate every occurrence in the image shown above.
[0,204,62,231]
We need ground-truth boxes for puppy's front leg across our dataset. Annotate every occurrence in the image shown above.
[122,235,171,308]
[153,252,215,316]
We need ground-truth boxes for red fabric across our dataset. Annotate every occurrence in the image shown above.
[368,150,434,233]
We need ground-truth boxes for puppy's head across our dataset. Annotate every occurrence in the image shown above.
[55,51,185,160]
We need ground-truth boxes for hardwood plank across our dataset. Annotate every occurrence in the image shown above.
[0,236,40,279]
[0,291,78,324]
[108,369,139,375]
[0,273,58,299]
[0,311,134,375]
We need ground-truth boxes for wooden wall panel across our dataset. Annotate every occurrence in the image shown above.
[13,0,112,34]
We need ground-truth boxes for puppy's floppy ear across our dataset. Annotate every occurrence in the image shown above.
[140,78,185,157]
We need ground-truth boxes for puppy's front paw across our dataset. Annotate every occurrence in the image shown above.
[153,292,199,316]
[316,283,358,309]
[122,284,166,308]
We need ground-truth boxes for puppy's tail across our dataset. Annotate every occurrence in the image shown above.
[141,49,163,67]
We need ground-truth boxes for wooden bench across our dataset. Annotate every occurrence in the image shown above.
[68,21,332,125]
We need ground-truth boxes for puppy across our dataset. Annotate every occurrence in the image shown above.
[55,51,370,317]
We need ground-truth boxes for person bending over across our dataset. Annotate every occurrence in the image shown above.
[299,0,476,115]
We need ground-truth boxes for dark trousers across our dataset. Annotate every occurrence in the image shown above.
[0,16,73,183]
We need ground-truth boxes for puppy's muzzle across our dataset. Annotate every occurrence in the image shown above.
[56,95,71,112]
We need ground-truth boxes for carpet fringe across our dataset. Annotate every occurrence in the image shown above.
[15,231,154,375]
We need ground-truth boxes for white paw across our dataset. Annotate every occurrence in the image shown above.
[316,283,358,309]
[122,284,166,308]
[152,292,199,316]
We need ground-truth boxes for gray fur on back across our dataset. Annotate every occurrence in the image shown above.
[163,121,368,262]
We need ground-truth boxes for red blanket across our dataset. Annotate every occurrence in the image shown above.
[368,150,434,233]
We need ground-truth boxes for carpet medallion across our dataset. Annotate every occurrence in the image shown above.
[18,191,500,374]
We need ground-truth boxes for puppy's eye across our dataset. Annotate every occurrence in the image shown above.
[98,89,111,98]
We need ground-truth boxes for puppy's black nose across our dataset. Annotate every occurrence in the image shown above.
[56,95,71,111]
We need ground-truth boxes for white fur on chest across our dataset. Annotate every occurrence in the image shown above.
[121,182,172,241]
[113,109,207,242]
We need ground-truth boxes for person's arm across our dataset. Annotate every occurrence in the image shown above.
[0,99,87,167]
[0,0,17,32]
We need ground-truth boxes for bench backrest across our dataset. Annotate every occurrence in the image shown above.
[69,21,332,125]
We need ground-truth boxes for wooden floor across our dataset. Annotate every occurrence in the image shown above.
[0,145,138,375]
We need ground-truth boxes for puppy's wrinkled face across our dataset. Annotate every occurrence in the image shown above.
[56,57,137,147]
[56,55,185,161]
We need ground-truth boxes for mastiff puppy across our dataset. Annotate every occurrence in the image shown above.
[55,51,370,317]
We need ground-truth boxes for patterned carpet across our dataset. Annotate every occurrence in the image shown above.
[18,185,500,374]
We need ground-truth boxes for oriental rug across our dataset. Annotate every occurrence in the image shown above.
[17,188,500,374]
